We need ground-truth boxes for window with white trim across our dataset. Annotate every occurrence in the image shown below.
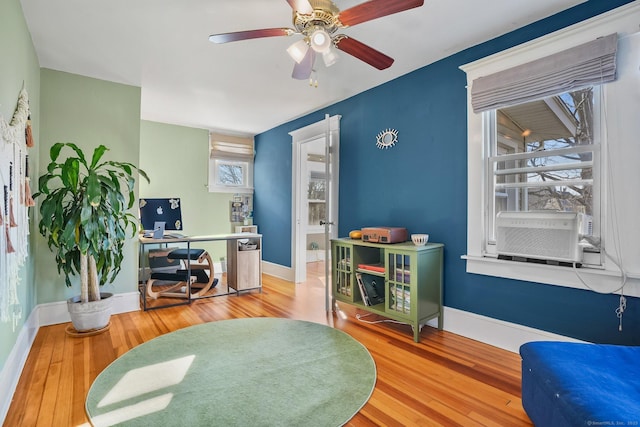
[466,30,616,267]
[484,87,602,263]
[460,4,640,294]
[208,133,254,193]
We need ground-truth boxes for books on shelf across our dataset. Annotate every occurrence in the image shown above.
[358,263,385,273]
[395,267,411,283]
[356,273,371,306]
[391,286,411,313]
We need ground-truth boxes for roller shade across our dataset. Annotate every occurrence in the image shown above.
[471,33,618,113]
[210,133,254,160]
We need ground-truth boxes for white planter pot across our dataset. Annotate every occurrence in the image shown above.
[67,292,113,332]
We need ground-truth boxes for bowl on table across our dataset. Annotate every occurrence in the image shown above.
[411,234,429,246]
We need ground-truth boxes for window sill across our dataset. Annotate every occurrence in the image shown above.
[207,185,253,194]
[463,255,640,298]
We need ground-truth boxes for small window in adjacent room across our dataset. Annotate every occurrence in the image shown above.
[208,133,254,193]
[214,159,247,186]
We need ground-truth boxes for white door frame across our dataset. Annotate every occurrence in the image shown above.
[290,115,341,284]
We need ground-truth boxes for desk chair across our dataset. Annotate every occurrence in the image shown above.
[146,248,217,300]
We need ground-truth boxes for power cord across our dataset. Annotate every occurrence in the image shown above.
[571,86,629,331]
[572,251,627,295]
[616,295,627,332]
[355,311,409,327]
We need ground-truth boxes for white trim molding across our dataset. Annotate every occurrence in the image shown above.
[261,261,294,282]
[36,292,141,327]
[290,114,341,284]
[426,306,584,354]
[0,308,39,423]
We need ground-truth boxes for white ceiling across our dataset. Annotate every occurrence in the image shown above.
[20,0,585,136]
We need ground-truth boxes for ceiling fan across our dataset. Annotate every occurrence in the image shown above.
[208,0,424,81]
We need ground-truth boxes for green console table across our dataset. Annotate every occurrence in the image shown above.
[331,238,444,342]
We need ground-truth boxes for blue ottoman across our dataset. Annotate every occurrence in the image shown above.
[520,341,640,426]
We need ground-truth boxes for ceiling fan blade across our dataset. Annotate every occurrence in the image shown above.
[286,0,314,14]
[209,28,294,44]
[338,0,424,27]
[292,49,316,80]
[334,36,394,70]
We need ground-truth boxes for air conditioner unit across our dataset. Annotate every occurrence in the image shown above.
[496,211,583,264]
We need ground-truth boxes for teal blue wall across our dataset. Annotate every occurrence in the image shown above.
[254,0,639,345]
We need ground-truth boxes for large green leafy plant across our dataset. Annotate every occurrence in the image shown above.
[36,142,149,303]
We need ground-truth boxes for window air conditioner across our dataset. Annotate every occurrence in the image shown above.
[496,211,584,264]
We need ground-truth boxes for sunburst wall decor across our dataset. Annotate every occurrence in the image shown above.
[376,128,398,149]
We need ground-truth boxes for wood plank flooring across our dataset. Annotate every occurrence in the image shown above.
[4,264,533,426]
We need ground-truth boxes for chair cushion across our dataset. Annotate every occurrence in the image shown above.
[148,248,181,271]
[168,248,206,260]
[149,272,191,282]
[176,269,209,284]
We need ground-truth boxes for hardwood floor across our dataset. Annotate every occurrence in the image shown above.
[4,263,532,426]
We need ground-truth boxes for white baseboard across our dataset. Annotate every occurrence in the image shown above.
[425,306,584,353]
[0,308,39,423]
[261,260,293,282]
[306,250,326,262]
[37,292,141,327]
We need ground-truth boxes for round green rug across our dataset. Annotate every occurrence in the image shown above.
[86,318,376,426]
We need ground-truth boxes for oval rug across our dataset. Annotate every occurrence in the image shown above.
[86,317,376,426]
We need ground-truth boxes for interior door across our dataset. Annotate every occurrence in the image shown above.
[320,115,337,311]
[291,115,340,311]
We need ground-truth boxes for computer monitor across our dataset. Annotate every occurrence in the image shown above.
[139,198,183,231]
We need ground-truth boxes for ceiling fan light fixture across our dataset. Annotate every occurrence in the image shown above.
[208,0,427,79]
[310,28,331,53]
[322,49,339,67]
[287,39,309,64]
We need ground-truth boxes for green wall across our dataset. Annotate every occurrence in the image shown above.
[0,0,239,378]
[139,120,236,261]
[36,69,142,304]
[0,0,40,373]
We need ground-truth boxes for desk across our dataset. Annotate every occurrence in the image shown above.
[139,232,262,310]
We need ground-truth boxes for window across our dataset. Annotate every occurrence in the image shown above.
[485,87,602,260]
[208,133,254,193]
[460,4,640,293]
[214,160,248,187]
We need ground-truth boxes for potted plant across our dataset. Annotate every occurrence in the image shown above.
[36,142,149,333]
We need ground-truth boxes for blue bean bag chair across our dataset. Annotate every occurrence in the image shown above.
[520,341,640,426]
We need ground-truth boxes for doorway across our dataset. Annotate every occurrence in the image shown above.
[291,115,340,309]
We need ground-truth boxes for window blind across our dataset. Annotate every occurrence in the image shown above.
[471,33,618,113]
[210,133,254,160]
